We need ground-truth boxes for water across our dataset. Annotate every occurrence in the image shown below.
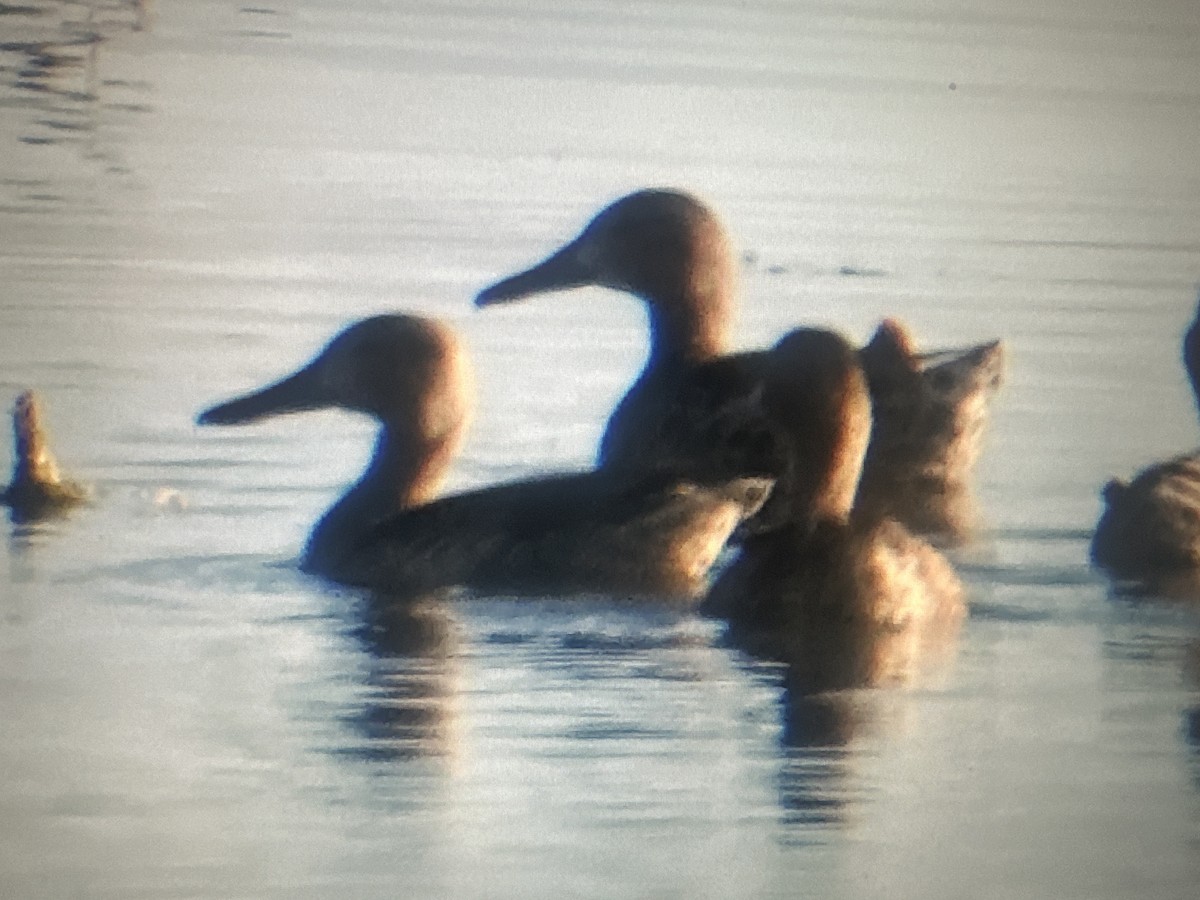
[2,1,1200,897]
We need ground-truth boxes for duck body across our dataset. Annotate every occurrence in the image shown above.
[1092,454,1200,581]
[702,328,965,692]
[198,314,769,601]
[706,518,964,691]
[475,188,1003,542]
[2,390,88,523]
[1091,300,1200,592]
[601,348,774,482]
[334,469,770,600]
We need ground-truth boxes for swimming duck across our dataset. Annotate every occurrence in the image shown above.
[702,328,966,692]
[477,189,751,473]
[1,390,89,523]
[856,318,1004,541]
[1091,300,1200,589]
[198,314,771,600]
[475,188,1003,540]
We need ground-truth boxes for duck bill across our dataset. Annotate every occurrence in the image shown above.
[197,366,328,426]
[475,240,595,307]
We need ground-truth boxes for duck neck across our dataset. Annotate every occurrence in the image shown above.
[645,287,734,370]
[783,380,872,539]
[793,436,859,534]
[306,425,458,569]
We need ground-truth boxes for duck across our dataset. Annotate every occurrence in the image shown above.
[2,390,89,523]
[1091,299,1200,590]
[855,318,1004,541]
[198,314,771,600]
[701,327,966,693]
[476,190,751,472]
[474,188,1003,541]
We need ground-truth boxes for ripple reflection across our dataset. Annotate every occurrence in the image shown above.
[338,592,463,766]
[0,0,153,208]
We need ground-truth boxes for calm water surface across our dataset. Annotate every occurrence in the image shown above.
[2,1,1200,897]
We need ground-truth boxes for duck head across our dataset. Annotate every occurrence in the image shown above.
[198,314,474,510]
[476,189,738,364]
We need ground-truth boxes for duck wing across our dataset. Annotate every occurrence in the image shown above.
[323,470,771,600]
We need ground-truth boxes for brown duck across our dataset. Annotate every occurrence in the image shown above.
[198,314,770,600]
[703,328,966,692]
[475,188,1003,542]
[1092,298,1200,591]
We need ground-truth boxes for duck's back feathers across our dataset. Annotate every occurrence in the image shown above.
[1092,452,1200,577]
[325,471,773,601]
[1092,294,1200,593]
[600,350,775,478]
[857,318,1005,540]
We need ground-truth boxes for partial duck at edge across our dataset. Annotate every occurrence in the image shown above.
[198,314,770,601]
[1092,297,1200,594]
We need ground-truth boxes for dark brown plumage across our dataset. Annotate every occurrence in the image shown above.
[1092,297,1200,594]
[198,314,770,600]
[475,188,1004,542]
[704,328,965,693]
[857,318,1004,541]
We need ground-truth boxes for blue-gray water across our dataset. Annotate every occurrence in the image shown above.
[2,1,1200,897]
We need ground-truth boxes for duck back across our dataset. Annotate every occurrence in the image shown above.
[1092,453,1200,576]
[328,471,772,601]
[856,319,1004,540]
[1091,295,1200,594]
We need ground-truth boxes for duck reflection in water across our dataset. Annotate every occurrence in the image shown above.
[688,328,966,828]
[197,314,771,601]
[1092,296,1200,597]
[341,591,463,764]
[475,188,1004,544]
[2,390,89,524]
[704,328,966,696]
[774,690,888,831]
